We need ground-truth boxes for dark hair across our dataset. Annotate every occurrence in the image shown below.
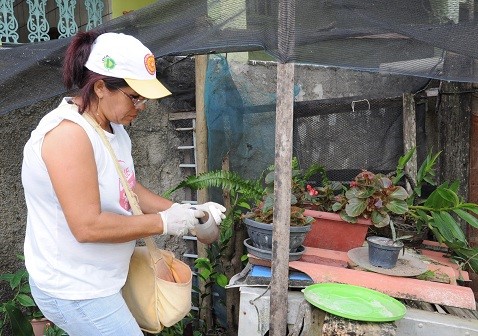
[62,30,127,113]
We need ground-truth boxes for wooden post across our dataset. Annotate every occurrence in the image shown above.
[402,93,417,187]
[270,62,294,336]
[221,154,245,335]
[270,0,295,334]
[467,58,478,298]
[195,54,212,326]
[438,53,472,202]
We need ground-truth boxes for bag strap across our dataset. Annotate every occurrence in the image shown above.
[83,113,159,255]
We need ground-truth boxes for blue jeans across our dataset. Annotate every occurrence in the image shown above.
[30,279,143,336]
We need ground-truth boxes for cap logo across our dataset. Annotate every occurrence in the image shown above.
[144,54,156,75]
[102,56,116,70]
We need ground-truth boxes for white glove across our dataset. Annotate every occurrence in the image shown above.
[159,203,202,236]
[192,202,227,225]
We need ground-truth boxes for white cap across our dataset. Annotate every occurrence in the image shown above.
[84,33,171,99]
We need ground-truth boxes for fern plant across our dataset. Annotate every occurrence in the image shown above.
[167,169,264,334]
[165,170,263,201]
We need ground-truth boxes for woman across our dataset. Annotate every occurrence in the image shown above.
[22,31,225,335]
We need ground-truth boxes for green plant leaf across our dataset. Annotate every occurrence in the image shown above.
[238,201,251,209]
[199,269,211,281]
[165,170,263,200]
[264,171,274,185]
[413,186,422,197]
[385,199,408,214]
[454,209,478,229]
[396,147,415,171]
[424,185,456,208]
[19,283,31,294]
[437,188,460,206]
[416,209,429,221]
[390,186,409,201]
[346,187,374,199]
[262,195,274,213]
[460,203,478,215]
[194,258,211,269]
[331,202,342,212]
[0,273,14,283]
[430,212,466,243]
[339,211,357,223]
[371,211,389,227]
[345,198,367,217]
[16,293,36,307]
[453,247,478,273]
[215,274,228,287]
[4,302,34,336]
[10,270,26,290]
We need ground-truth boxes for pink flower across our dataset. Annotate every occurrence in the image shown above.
[306,184,318,196]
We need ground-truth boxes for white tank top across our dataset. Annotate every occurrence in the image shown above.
[22,98,136,300]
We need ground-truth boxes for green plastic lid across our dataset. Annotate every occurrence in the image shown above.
[302,283,406,322]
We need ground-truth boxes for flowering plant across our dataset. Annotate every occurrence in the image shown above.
[301,181,345,212]
[332,170,409,228]
[244,157,326,226]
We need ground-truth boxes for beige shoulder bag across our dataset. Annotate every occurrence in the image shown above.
[83,114,192,333]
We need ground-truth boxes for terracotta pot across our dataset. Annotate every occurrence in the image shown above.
[302,210,372,252]
[31,318,51,336]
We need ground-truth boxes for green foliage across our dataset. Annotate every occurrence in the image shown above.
[407,182,478,270]
[168,169,263,243]
[195,257,228,288]
[245,158,326,226]
[165,170,263,201]
[393,147,440,204]
[451,247,478,275]
[333,170,409,235]
[0,255,41,336]
[44,323,67,336]
[185,255,228,335]
[168,169,257,334]
[395,148,478,271]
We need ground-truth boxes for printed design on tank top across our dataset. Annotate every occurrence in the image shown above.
[118,160,136,211]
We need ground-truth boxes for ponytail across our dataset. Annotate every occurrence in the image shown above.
[62,30,102,90]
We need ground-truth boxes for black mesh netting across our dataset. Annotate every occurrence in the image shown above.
[204,54,430,183]
[2,0,478,115]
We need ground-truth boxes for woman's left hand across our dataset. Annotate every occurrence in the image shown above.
[193,202,227,225]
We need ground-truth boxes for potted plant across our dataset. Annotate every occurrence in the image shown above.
[241,157,322,257]
[406,180,478,273]
[329,170,410,268]
[386,148,478,273]
[0,255,51,336]
[300,168,376,252]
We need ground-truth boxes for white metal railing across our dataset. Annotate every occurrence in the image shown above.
[0,0,106,44]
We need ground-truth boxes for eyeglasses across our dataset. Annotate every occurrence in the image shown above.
[114,86,149,107]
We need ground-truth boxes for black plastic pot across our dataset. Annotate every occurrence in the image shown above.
[367,236,404,269]
[243,217,311,252]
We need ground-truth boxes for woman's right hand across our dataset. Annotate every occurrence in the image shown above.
[159,203,204,236]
